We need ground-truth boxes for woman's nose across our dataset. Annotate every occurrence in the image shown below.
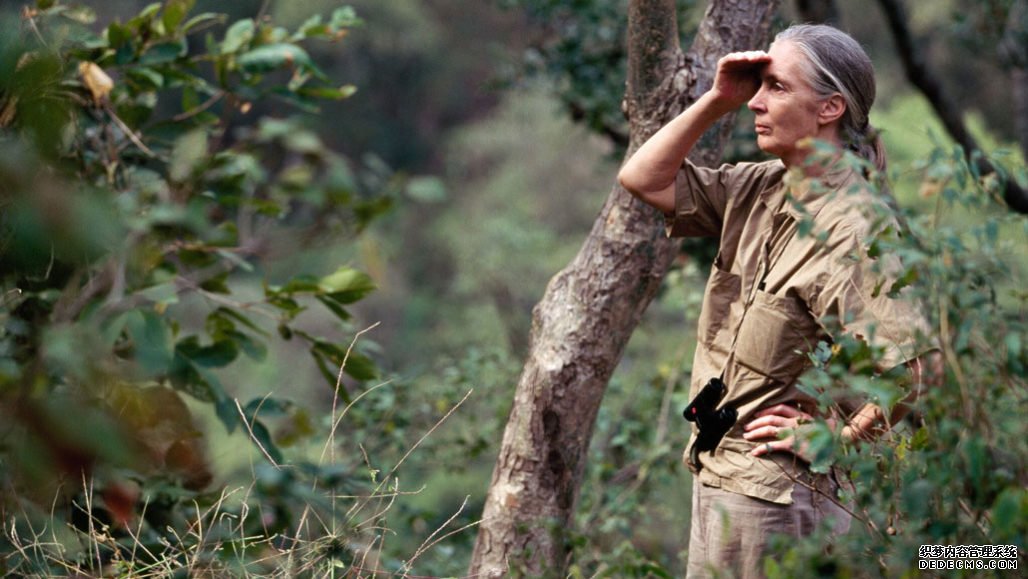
[748,87,766,113]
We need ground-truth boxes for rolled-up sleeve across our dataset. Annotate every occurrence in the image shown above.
[812,227,936,372]
[665,160,785,238]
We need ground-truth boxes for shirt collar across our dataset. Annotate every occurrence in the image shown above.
[765,161,857,222]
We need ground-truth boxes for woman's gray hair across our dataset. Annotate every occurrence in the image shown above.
[775,24,887,174]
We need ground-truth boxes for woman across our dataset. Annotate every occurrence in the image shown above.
[618,24,939,577]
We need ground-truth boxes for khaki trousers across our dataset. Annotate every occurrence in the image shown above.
[686,477,852,579]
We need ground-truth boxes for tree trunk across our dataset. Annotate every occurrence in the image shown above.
[1014,67,1028,164]
[467,1,779,576]
[795,0,839,24]
[1002,0,1028,162]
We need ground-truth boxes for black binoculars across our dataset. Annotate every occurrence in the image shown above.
[683,377,737,468]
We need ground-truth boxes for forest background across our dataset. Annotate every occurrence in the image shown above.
[0,0,1025,576]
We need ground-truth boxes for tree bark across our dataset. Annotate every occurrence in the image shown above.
[1014,67,1028,164]
[795,0,840,24]
[876,0,1028,213]
[1001,0,1028,162]
[467,1,779,576]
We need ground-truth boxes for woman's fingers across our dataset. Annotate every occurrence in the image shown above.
[712,51,771,106]
[753,404,810,419]
[719,50,771,64]
[749,436,797,457]
[744,405,816,460]
[742,423,783,441]
[743,414,787,431]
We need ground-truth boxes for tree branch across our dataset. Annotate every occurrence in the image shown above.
[566,100,629,147]
[795,0,840,25]
[877,0,1028,213]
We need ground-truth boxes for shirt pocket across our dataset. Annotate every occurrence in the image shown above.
[735,290,819,382]
[698,264,741,348]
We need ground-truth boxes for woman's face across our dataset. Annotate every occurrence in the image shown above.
[747,40,838,167]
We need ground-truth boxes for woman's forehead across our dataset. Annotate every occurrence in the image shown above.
[766,40,812,83]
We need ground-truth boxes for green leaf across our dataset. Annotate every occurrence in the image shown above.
[169,128,208,182]
[125,309,174,376]
[101,311,132,351]
[135,3,163,23]
[212,307,267,336]
[330,6,361,28]
[221,18,254,54]
[276,275,320,295]
[293,14,326,40]
[199,271,230,294]
[181,12,223,34]
[126,67,164,91]
[342,351,377,381]
[215,397,240,434]
[176,336,239,368]
[237,43,313,74]
[268,295,305,319]
[887,267,919,297]
[405,176,447,203]
[243,397,294,417]
[140,40,187,65]
[316,295,351,322]
[249,419,284,463]
[59,5,97,24]
[138,282,180,308]
[170,353,229,408]
[990,488,1027,542]
[297,84,357,101]
[233,331,268,362]
[106,22,131,49]
[311,349,348,400]
[162,0,195,31]
[318,267,375,303]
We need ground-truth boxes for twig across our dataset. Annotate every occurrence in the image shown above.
[103,103,157,158]
[354,477,402,530]
[124,495,159,573]
[655,340,690,446]
[402,495,472,576]
[324,321,383,465]
[235,397,282,469]
[386,390,473,479]
[80,473,104,573]
[957,498,991,537]
[22,7,50,51]
[255,0,273,22]
[347,389,474,525]
[170,91,225,123]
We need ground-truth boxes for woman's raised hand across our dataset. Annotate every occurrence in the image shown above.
[711,51,771,110]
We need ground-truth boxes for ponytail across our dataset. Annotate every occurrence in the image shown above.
[845,122,887,175]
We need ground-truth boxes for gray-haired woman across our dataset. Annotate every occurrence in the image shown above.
[618,24,941,578]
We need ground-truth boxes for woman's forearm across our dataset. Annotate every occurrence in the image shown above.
[617,91,733,213]
[842,350,943,442]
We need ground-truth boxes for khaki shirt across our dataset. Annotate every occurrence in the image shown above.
[667,158,934,504]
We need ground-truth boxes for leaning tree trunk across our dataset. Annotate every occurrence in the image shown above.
[468,0,779,576]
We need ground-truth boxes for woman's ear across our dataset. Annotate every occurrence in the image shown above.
[818,94,846,126]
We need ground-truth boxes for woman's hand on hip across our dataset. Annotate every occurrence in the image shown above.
[743,403,816,461]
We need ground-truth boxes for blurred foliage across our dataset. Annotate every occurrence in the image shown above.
[762,146,1027,577]
[836,0,1025,149]
[494,0,703,148]
[272,0,530,173]
[0,0,410,574]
